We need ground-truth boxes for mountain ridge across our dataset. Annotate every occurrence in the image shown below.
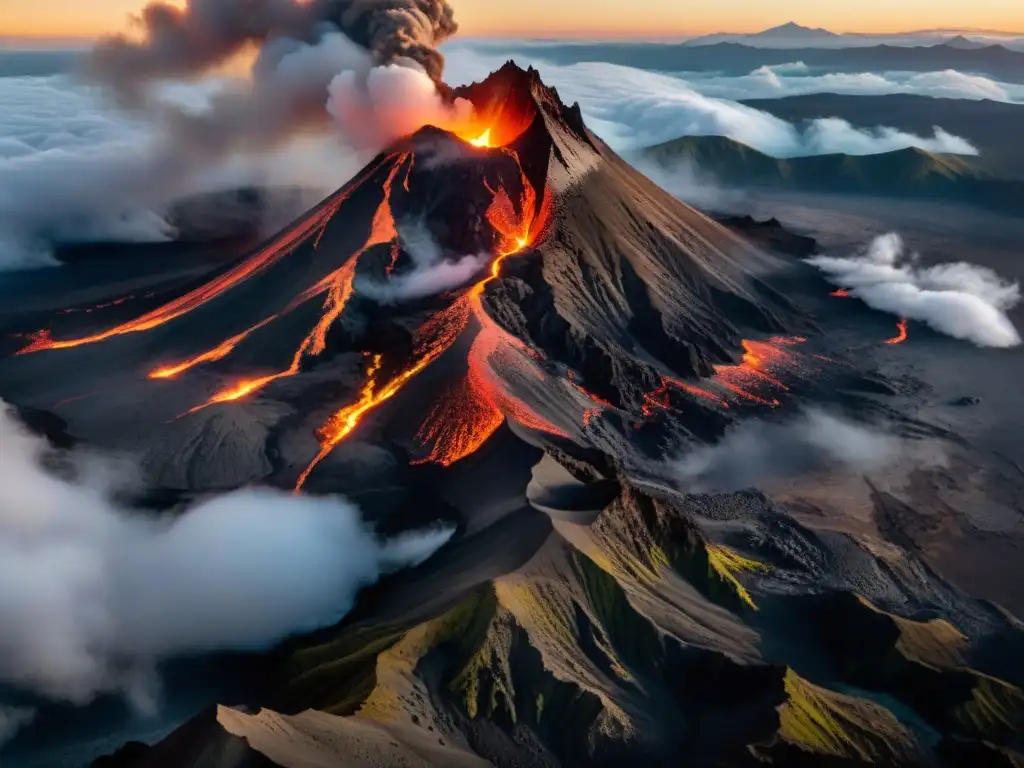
[640,135,1024,214]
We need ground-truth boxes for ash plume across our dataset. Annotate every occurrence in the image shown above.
[674,409,900,493]
[0,401,453,707]
[0,0,465,269]
[91,0,458,96]
[89,0,460,156]
[807,233,1021,348]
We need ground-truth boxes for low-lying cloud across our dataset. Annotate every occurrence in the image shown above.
[674,409,900,493]
[807,233,1021,347]
[442,44,979,157]
[0,401,453,707]
[678,62,1024,103]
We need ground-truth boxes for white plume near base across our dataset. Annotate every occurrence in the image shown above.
[0,401,453,707]
[356,218,487,303]
[673,409,901,494]
[807,233,1022,348]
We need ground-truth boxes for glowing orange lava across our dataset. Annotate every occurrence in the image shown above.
[830,289,850,298]
[17,156,396,356]
[885,319,909,345]
[301,154,557,481]
[183,157,406,414]
[468,128,493,148]
[710,337,807,408]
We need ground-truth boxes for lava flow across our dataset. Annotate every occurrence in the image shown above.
[178,155,407,412]
[830,289,851,298]
[711,337,807,408]
[297,150,558,486]
[149,316,280,380]
[17,155,395,356]
[885,319,909,345]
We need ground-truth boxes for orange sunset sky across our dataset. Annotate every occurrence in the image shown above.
[2,0,1023,42]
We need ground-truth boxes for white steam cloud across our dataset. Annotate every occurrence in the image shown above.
[807,233,1022,348]
[356,218,487,303]
[0,401,453,707]
[442,45,979,157]
[674,409,899,493]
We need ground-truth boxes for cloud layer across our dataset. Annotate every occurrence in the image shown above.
[0,402,452,707]
[678,62,1024,103]
[808,233,1021,348]
[674,408,899,493]
[442,45,979,157]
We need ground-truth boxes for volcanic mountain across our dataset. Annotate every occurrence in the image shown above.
[2,63,1024,767]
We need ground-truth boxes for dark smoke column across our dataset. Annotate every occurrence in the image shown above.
[90,0,459,98]
[328,0,458,83]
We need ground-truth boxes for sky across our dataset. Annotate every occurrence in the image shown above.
[1,0,1023,42]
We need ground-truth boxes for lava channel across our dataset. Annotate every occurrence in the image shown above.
[299,150,559,484]
[17,155,396,356]
[181,155,408,413]
[885,319,909,345]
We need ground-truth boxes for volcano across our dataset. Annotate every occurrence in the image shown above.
[3,63,1024,768]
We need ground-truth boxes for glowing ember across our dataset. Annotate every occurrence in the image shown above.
[830,289,850,298]
[885,319,909,345]
[567,370,616,427]
[668,378,730,409]
[468,128,493,148]
[59,295,135,315]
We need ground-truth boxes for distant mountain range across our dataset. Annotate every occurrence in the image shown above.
[741,93,1024,177]
[640,135,1024,215]
[682,21,1024,50]
[527,36,1024,84]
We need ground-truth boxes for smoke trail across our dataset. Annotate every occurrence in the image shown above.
[674,409,899,493]
[0,400,453,706]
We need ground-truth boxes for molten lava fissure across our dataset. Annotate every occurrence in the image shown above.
[181,155,407,415]
[18,155,396,356]
[300,148,559,482]
[149,319,276,380]
[885,319,909,345]
[830,289,850,298]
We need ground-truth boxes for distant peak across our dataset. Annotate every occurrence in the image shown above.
[753,21,839,38]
